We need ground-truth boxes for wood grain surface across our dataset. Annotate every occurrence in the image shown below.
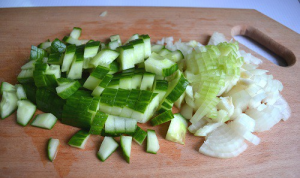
[0,7,299,178]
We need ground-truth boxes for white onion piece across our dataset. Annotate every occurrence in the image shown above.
[217,96,234,117]
[233,114,255,132]
[228,122,260,145]
[231,90,251,118]
[273,95,291,121]
[194,122,224,137]
[180,103,193,120]
[239,50,262,65]
[242,63,259,70]
[156,38,164,45]
[188,118,207,133]
[248,69,269,75]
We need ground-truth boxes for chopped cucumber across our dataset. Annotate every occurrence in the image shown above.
[17,100,36,126]
[166,50,184,63]
[68,130,90,149]
[139,35,151,58]
[120,136,132,163]
[51,38,66,53]
[151,44,165,53]
[17,69,34,84]
[153,80,168,102]
[111,89,130,116]
[84,41,100,58]
[166,113,188,145]
[90,49,119,68]
[132,126,147,145]
[0,91,18,119]
[108,61,119,74]
[158,48,172,56]
[67,47,84,79]
[56,81,81,99]
[30,46,46,61]
[130,39,145,64]
[108,40,120,50]
[140,73,155,90]
[61,44,76,72]
[151,110,174,126]
[110,34,122,45]
[91,74,113,97]
[119,75,132,89]
[131,73,143,89]
[1,82,16,94]
[83,65,109,90]
[125,34,139,44]
[147,129,159,154]
[31,113,57,129]
[70,27,82,39]
[48,138,59,162]
[89,111,108,135]
[145,52,178,77]
[38,41,51,50]
[118,44,135,70]
[97,137,119,162]
[21,60,36,70]
[63,36,82,46]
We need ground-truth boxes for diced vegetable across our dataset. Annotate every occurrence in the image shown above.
[68,130,90,149]
[147,129,160,154]
[31,113,57,129]
[48,138,60,162]
[97,137,119,162]
[17,100,36,126]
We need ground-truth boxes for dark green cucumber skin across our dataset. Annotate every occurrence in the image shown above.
[22,84,37,104]
[51,38,66,53]
[166,74,189,103]
[150,110,174,126]
[30,46,46,61]
[132,126,147,145]
[68,130,90,148]
[101,129,122,137]
[47,138,54,162]
[89,111,108,135]
[48,52,63,65]
[154,80,168,91]
[57,81,81,99]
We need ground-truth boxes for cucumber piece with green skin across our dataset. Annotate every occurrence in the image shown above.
[104,115,115,135]
[62,44,76,72]
[125,118,137,134]
[56,81,81,99]
[139,35,151,58]
[119,89,140,118]
[30,46,46,61]
[120,136,132,163]
[114,116,126,134]
[68,130,90,149]
[21,60,36,70]
[140,72,155,90]
[97,137,119,162]
[31,113,57,129]
[108,61,119,74]
[133,93,160,123]
[92,74,113,97]
[15,84,27,100]
[88,97,101,117]
[1,82,16,94]
[63,36,82,46]
[151,44,165,53]
[84,41,100,58]
[147,129,159,154]
[118,44,135,70]
[111,89,131,116]
[131,73,143,89]
[174,92,185,109]
[51,38,66,53]
[110,34,122,45]
[158,48,172,57]
[89,111,108,135]
[132,126,147,145]
[16,100,36,126]
[56,78,74,85]
[165,50,184,63]
[125,34,139,44]
[48,52,63,65]
[153,80,168,102]
[45,65,61,79]
[83,65,109,90]
[33,62,49,87]
[145,52,178,77]
[0,91,18,119]
[130,39,145,64]
[70,27,82,39]
[90,49,119,68]
[158,98,174,113]
[22,84,37,104]
[38,41,51,50]
[48,138,59,162]
[17,69,34,84]
[119,75,132,89]
[67,47,84,79]
[108,40,120,50]
[166,113,188,145]
[107,79,120,89]
[151,110,174,126]
[99,88,118,114]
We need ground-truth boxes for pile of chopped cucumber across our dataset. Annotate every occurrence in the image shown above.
[0,28,290,161]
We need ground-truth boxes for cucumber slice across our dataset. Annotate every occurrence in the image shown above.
[151,110,174,126]
[145,52,178,77]
[158,48,172,56]
[118,44,135,70]
[45,65,61,79]
[89,111,108,135]
[153,80,168,102]
[1,82,16,94]
[68,130,90,149]
[38,41,51,50]
[132,126,147,145]
[174,92,185,109]
[17,69,34,84]
[147,129,159,154]
[159,98,174,113]
[22,84,37,104]
[131,73,143,89]
[90,49,119,68]
[99,88,118,114]
[0,91,18,119]
[110,34,122,45]
[62,44,76,72]
[31,113,57,129]
[63,36,82,46]
[139,35,151,58]
[166,50,184,63]
[119,89,140,118]
[108,40,120,50]
[125,118,137,134]
[92,74,113,96]
[16,100,36,126]
[30,46,46,61]
[56,78,74,85]
[97,137,119,162]
[119,75,132,89]
[104,115,115,134]
[67,47,84,79]
[166,113,188,145]
[50,38,66,53]
[112,89,131,115]
[83,65,109,90]
[125,34,139,44]
[56,81,81,99]
[114,116,126,134]
[151,44,165,53]
[21,60,36,70]
[130,39,145,64]
[48,138,59,162]
[84,41,100,58]
[120,136,132,163]
[70,27,82,39]
[108,61,119,74]
[16,84,27,100]
[140,73,155,90]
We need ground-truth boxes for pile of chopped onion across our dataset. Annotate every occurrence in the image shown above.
[157,32,291,158]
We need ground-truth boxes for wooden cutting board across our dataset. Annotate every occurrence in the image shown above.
[0,7,299,178]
